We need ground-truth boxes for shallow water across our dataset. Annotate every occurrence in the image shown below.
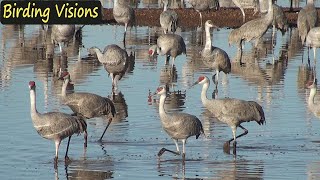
[1,1,320,180]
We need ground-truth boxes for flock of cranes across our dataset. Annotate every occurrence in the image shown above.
[27,0,320,168]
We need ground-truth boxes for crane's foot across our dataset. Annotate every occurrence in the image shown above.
[223,141,231,154]
[158,148,166,157]
[65,156,72,166]
[233,141,237,155]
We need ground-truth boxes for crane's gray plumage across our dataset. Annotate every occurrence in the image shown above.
[228,0,273,64]
[60,72,116,141]
[192,76,265,154]
[297,0,317,45]
[51,25,76,54]
[232,0,259,23]
[160,0,178,34]
[272,4,288,34]
[89,45,128,89]
[113,0,135,42]
[148,34,186,68]
[155,86,204,160]
[201,20,231,86]
[187,0,219,27]
[306,27,320,63]
[29,81,87,167]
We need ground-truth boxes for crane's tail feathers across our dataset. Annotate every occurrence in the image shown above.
[76,117,87,134]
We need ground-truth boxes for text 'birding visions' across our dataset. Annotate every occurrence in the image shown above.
[0,1,102,24]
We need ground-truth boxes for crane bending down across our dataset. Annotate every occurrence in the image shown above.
[89,45,128,90]
[187,0,219,27]
[51,25,75,54]
[201,20,231,87]
[113,0,135,43]
[160,0,178,34]
[60,72,116,141]
[297,0,317,45]
[29,81,87,167]
[154,86,204,162]
[228,0,273,64]
[192,76,265,154]
[148,34,186,68]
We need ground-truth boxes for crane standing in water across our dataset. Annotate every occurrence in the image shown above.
[160,0,178,34]
[228,0,273,64]
[60,72,116,142]
[192,76,265,154]
[154,86,204,162]
[187,0,219,27]
[113,0,135,43]
[201,20,231,88]
[29,81,87,168]
[89,45,129,90]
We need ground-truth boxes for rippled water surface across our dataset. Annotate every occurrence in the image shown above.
[1,1,320,180]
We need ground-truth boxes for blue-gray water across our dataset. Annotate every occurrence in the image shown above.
[1,1,320,180]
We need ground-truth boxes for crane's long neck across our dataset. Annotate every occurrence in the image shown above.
[204,26,212,51]
[93,48,105,63]
[163,2,168,11]
[158,93,170,120]
[308,87,317,106]
[266,0,274,22]
[30,89,41,126]
[201,82,211,106]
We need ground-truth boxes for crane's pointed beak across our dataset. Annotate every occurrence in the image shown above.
[189,81,199,89]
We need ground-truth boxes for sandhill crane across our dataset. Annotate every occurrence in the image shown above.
[29,81,87,167]
[160,0,178,34]
[60,72,116,141]
[187,0,219,27]
[232,0,259,23]
[272,4,288,35]
[192,76,265,154]
[228,0,273,64]
[51,25,75,54]
[307,77,320,117]
[154,86,204,162]
[89,44,128,90]
[113,0,135,42]
[148,34,186,68]
[306,27,320,63]
[297,0,317,45]
[202,20,231,87]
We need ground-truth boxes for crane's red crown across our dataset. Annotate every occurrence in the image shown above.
[198,76,205,82]
[61,71,69,77]
[157,86,163,92]
[29,81,35,87]
[148,49,153,55]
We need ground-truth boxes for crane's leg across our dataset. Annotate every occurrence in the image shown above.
[99,117,113,142]
[84,130,88,148]
[65,136,72,163]
[313,47,316,65]
[54,140,61,169]
[59,42,63,55]
[110,73,115,90]
[181,139,186,164]
[158,139,181,157]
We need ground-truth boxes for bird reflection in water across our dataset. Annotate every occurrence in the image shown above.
[107,90,128,124]
[148,84,186,113]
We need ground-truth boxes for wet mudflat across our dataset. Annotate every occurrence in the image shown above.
[1,1,320,180]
